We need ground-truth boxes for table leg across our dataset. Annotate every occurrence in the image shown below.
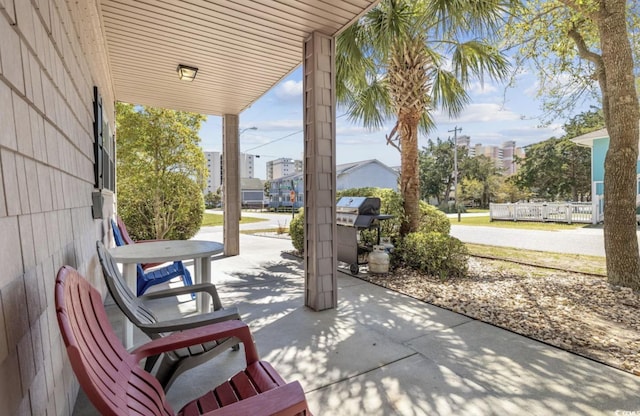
[122,263,137,348]
[194,256,212,313]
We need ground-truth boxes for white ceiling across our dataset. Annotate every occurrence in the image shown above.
[99,0,378,115]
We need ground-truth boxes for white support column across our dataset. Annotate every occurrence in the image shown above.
[223,114,240,256]
[303,31,337,311]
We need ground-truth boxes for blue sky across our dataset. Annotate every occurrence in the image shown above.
[199,66,597,180]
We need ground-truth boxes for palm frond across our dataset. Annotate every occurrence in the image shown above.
[422,0,515,38]
[419,111,437,134]
[431,68,469,117]
[451,40,510,86]
[346,79,394,130]
[365,0,415,53]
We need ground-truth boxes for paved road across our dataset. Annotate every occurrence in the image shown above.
[450,224,607,257]
[211,209,618,257]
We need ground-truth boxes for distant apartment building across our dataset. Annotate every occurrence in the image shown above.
[457,138,524,176]
[204,151,222,195]
[457,134,472,151]
[500,141,525,176]
[266,157,303,180]
[204,151,256,194]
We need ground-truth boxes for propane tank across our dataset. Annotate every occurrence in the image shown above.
[368,245,390,274]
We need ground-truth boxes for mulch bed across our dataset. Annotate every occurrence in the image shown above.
[359,257,640,376]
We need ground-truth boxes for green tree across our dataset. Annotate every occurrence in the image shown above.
[459,177,484,206]
[419,138,469,204]
[263,180,271,200]
[116,103,207,240]
[337,0,511,236]
[204,189,221,209]
[514,110,597,201]
[504,1,640,290]
[461,155,502,208]
[515,138,568,200]
[495,176,532,203]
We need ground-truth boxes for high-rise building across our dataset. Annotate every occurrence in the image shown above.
[204,151,256,194]
[500,141,524,176]
[266,158,303,180]
[457,134,471,150]
[456,137,525,175]
[204,151,222,195]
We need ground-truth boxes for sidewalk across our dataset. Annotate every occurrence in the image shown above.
[167,232,639,415]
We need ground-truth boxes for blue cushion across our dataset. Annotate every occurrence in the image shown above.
[137,261,193,296]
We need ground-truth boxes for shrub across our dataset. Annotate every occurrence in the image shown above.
[119,172,204,240]
[396,231,469,278]
[437,201,467,214]
[289,208,304,254]
[337,188,450,245]
[418,203,450,235]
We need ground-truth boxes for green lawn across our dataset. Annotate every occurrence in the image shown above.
[465,208,489,214]
[450,215,587,231]
[201,213,267,227]
[465,243,606,276]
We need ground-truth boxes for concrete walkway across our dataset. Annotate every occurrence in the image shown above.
[75,230,640,415]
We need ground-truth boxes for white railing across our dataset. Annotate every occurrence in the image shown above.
[490,201,601,224]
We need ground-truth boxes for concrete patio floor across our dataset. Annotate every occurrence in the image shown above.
[74,231,640,415]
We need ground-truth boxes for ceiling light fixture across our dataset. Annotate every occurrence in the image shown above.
[177,64,198,81]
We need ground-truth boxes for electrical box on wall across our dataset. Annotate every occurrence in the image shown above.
[91,191,104,219]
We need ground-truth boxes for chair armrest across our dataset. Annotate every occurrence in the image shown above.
[131,320,259,364]
[141,283,224,311]
[140,283,219,301]
[202,381,310,416]
[136,307,241,333]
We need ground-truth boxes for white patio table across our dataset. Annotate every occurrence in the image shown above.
[108,240,224,347]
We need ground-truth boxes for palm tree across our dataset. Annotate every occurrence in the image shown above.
[337,0,512,235]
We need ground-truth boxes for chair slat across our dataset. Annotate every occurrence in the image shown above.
[196,391,221,413]
[230,371,259,400]
[246,362,280,393]
[214,381,239,406]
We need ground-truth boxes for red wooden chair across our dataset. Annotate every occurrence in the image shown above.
[55,265,311,416]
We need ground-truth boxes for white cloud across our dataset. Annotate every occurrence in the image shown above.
[257,119,303,132]
[274,80,303,101]
[524,80,541,98]
[468,82,498,95]
[336,124,388,137]
[433,103,521,124]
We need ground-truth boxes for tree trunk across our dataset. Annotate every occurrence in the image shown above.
[399,111,421,236]
[598,0,640,290]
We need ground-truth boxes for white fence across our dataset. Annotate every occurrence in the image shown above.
[490,200,602,224]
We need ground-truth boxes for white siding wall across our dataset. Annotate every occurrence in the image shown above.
[0,0,114,414]
[337,164,398,191]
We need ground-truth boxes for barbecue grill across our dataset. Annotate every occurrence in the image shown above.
[336,196,392,274]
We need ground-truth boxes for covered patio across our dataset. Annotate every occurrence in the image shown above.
[74,230,640,415]
[2,0,640,414]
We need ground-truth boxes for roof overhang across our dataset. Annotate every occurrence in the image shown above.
[571,128,609,147]
[99,0,379,115]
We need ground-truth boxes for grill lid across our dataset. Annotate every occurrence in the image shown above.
[336,197,380,215]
